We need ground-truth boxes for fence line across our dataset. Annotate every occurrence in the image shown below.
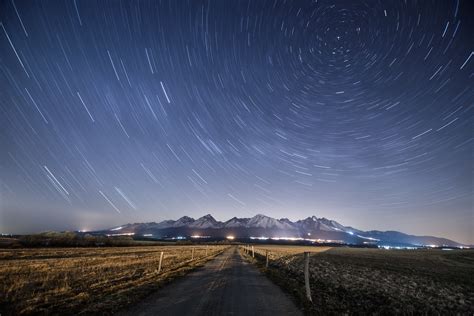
[156,245,229,275]
[240,245,314,303]
[158,251,164,274]
[304,252,312,302]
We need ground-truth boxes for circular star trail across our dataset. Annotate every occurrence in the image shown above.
[0,0,472,243]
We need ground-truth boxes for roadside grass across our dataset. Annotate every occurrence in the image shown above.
[241,245,474,315]
[0,245,228,315]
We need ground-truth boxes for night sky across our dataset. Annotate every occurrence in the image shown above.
[0,0,472,244]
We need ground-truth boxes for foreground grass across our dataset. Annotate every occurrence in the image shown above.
[0,245,228,315]
[244,245,474,315]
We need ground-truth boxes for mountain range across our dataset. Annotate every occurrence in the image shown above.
[95,214,465,247]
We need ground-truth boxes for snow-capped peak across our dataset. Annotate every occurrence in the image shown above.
[247,214,293,229]
[224,217,250,227]
[189,214,222,229]
[173,216,195,227]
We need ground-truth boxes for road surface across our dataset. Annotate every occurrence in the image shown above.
[119,246,302,316]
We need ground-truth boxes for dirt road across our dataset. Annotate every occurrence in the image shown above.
[119,246,302,316]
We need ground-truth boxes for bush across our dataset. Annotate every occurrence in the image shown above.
[18,232,137,248]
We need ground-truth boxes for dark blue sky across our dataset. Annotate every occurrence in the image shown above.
[0,0,472,243]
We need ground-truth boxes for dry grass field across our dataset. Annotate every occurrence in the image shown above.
[244,245,474,314]
[0,245,228,315]
[244,244,332,259]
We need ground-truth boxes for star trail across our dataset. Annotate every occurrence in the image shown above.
[0,0,472,243]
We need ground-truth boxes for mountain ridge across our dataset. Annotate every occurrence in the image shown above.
[97,213,465,247]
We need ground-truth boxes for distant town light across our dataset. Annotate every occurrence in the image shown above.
[249,236,345,244]
[226,235,235,240]
[250,236,269,240]
[106,232,135,237]
[379,245,419,250]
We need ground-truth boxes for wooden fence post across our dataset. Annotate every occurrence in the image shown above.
[252,245,255,258]
[265,250,269,268]
[192,247,195,260]
[206,245,208,256]
[158,251,164,274]
[304,252,312,302]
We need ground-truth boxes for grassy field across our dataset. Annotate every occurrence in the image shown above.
[244,244,332,259]
[0,245,228,315]
[244,245,474,314]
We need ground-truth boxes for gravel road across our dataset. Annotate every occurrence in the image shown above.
[118,246,302,316]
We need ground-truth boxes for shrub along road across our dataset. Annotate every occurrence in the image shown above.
[119,246,302,316]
